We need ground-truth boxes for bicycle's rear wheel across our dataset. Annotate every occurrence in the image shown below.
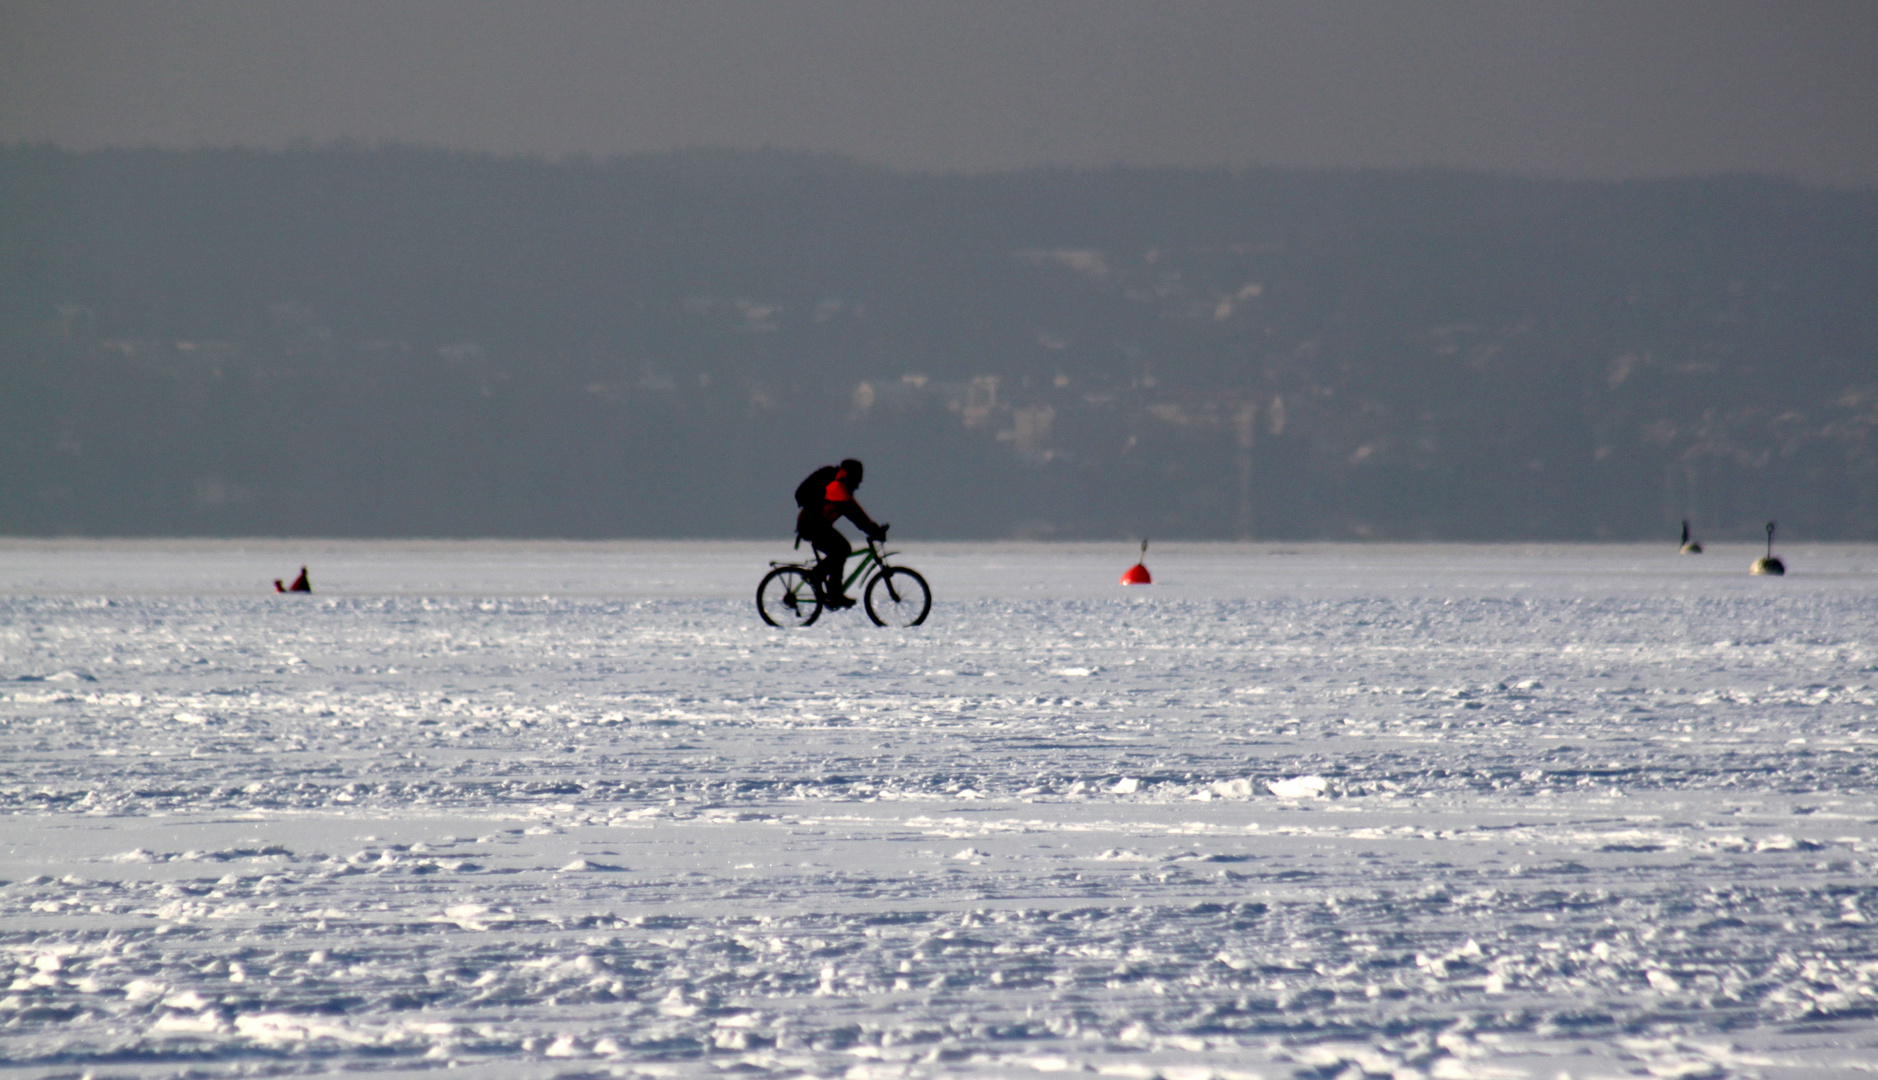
[864,566,931,627]
[757,566,823,627]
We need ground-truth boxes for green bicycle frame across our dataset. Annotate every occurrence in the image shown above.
[836,541,894,592]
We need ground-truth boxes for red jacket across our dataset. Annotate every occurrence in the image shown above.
[818,471,883,535]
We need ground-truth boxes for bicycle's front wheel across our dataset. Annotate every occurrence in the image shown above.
[864,566,931,627]
[757,566,823,627]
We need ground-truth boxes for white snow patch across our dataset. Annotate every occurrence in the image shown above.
[1267,775,1328,799]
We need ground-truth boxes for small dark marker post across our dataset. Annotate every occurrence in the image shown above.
[1751,521,1785,576]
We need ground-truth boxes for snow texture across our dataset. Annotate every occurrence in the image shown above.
[3,539,1878,1080]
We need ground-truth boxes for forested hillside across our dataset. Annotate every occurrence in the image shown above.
[3,145,1874,539]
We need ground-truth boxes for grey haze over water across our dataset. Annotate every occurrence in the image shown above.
[4,2,1878,187]
[2,146,1874,540]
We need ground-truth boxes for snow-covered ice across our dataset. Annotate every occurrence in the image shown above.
[4,539,1878,1079]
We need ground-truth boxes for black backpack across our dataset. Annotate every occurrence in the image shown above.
[794,465,840,510]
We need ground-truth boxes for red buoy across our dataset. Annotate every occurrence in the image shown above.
[1121,540,1152,585]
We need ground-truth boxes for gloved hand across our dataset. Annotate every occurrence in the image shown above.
[868,522,889,543]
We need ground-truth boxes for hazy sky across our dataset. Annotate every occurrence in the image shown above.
[4,1,1876,186]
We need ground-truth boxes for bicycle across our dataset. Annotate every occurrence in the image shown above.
[756,534,932,628]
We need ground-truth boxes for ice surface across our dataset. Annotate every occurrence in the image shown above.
[4,539,1878,1079]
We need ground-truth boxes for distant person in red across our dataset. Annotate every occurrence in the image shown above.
[794,458,886,609]
[274,567,311,593]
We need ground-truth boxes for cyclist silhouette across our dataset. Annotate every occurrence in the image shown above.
[795,458,886,609]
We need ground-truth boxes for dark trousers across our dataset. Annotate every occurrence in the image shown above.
[797,513,852,596]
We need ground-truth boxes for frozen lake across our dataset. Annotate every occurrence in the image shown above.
[4,540,1877,1080]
